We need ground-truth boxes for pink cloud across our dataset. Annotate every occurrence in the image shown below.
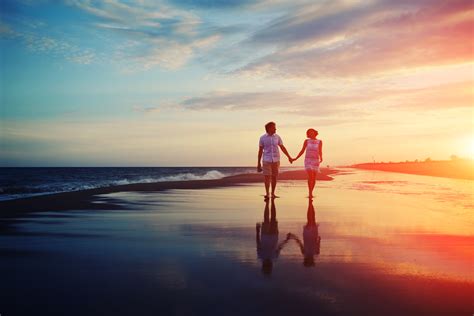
[240,0,473,77]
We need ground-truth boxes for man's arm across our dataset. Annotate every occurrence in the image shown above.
[279,144,292,162]
[257,146,263,172]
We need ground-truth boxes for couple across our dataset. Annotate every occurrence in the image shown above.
[257,121,323,199]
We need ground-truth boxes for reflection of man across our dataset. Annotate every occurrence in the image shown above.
[257,121,292,199]
[256,198,290,275]
[288,199,321,267]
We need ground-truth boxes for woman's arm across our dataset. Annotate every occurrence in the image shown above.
[292,140,307,162]
[319,140,323,163]
[289,234,305,255]
[275,234,291,255]
[256,223,261,247]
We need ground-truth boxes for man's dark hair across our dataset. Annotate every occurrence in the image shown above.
[265,122,276,132]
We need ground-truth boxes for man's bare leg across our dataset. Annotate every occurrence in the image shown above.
[271,175,279,198]
[264,175,271,199]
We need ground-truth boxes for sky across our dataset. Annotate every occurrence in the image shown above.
[0,0,473,167]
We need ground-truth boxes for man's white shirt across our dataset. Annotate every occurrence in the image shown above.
[259,133,283,162]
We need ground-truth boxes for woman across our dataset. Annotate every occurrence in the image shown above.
[291,129,323,198]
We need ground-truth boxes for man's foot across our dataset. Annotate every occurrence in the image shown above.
[263,195,270,200]
[271,194,280,199]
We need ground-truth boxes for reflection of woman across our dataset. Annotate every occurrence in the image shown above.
[256,198,291,275]
[288,199,321,267]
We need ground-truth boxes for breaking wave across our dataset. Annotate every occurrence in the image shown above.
[0,169,236,201]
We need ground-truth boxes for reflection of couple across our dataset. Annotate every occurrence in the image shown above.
[256,198,321,275]
[257,121,323,199]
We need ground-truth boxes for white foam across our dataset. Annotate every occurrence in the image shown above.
[155,170,226,182]
[106,170,227,186]
[0,170,231,201]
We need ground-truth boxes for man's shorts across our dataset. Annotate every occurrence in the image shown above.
[262,161,280,176]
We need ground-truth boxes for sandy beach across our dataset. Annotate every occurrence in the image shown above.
[1,168,472,316]
[352,160,474,180]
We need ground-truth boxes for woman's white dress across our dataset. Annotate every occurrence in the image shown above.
[304,139,321,172]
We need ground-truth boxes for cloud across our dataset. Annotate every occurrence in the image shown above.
[239,0,474,78]
[385,81,474,110]
[66,50,95,65]
[132,105,160,114]
[0,23,98,65]
[177,79,473,117]
[67,0,223,71]
[0,22,15,36]
[2,0,228,70]
[129,34,220,71]
[3,0,471,75]
[167,0,254,9]
[179,91,376,120]
[22,33,97,64]
[0,4,98,65]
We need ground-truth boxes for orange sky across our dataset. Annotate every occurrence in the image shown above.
[1,0,473,166]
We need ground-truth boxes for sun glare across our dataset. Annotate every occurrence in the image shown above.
[462,136,474,159]
[469,138,474,159]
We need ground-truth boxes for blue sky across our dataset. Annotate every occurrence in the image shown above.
[1,0,473,166]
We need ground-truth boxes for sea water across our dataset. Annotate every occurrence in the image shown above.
[0,167,267,200]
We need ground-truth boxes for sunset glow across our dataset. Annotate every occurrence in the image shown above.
[0,0,473,166]
[468,137,474,158]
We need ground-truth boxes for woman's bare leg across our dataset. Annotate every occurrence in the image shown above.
[311,170,317,196]
[306,169,314,198]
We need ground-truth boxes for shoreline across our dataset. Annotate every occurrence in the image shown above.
[0,168,338,216]
[351,160,474,180]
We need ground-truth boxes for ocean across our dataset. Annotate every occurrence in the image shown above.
[0,167,266,201]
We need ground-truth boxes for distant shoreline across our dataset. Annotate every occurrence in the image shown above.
[351,160,474,180]
[0,168,338,216]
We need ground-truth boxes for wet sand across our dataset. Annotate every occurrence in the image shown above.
[0,169,336,216]
[0,169,473,316]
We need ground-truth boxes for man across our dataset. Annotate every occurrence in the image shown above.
[257,121,292,199]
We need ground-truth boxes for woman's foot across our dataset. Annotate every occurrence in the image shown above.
[271,194,279,199]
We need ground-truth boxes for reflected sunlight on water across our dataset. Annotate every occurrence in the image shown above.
[93,169,474,282]
[1,168,472,315]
